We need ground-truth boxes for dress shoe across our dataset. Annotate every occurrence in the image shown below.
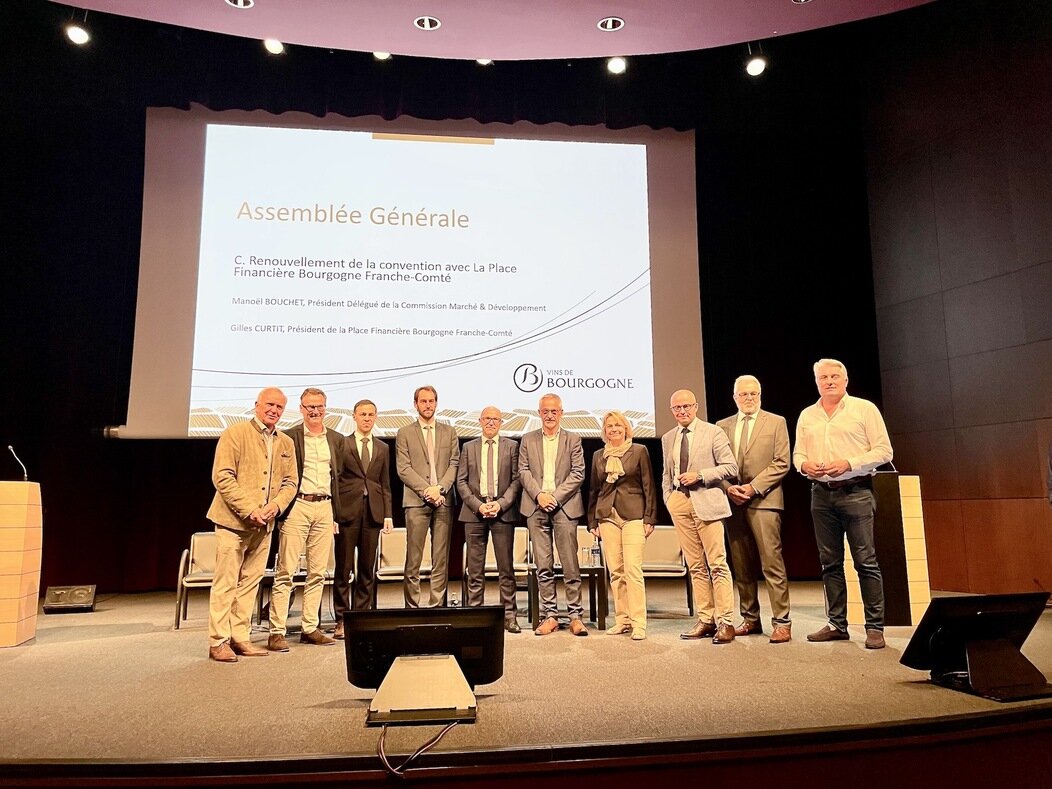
[680,621,717,639]
[713,624,736,644]
[534,617,560,636]
[208,643,238,663]
[267,634,290,652]
[505,619,522,634]
[807,625,850,642]
[300,629,336,646]
[569,619,589,637]
[333,621,345,640]
[769,624,792,644]
[864,629,886,650]
[631,628,646,641]
[734,621,764,637]
[230,640,268,657]
[606,623,632,635]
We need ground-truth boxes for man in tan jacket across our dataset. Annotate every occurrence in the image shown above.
[206,387,298,662]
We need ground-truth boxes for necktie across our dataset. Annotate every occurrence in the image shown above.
[737,415,751,479]
[360,437,370,496]
[425,426,438,485]
[486,439,497,498]
[679,426,690,476]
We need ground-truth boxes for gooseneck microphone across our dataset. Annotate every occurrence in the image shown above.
[7,446,28,481]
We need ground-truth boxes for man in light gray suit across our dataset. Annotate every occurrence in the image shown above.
[395,385,460,607]
[662,389,739,644]
[519,393,588,636]
[716,375,792,643]
[456,406,523,632]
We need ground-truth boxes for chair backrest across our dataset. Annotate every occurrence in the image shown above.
[512,527,530,572]
[537,524,598,569]
[377,528,433,578]
[188,531,218,575]
[641,525,686,575]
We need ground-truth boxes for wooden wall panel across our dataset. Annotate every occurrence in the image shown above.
[880,360,954,434]
[1018,261,1052,343]
[959,499,1052,593]
[949,340,1052,427]
[921,499,968,591]
[942,273,1027,357]
[875,293,948,371]
[890,429,960,501]
[868,150,941,308]
[930,121,1015,290]
[955,421,1046,499]
[1005,104,1052,269]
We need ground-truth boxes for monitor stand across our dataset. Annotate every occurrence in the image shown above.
[368,654,477,726]
[936,638,1052,702]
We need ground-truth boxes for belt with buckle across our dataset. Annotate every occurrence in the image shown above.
[815,477,872,491]
[297,492,331,502]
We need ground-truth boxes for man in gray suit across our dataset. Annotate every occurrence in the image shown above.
[395,385,460,607]
[662,389,739,644]
[456,406,523,632]
[716,375,792,644]
[519,393,587,636]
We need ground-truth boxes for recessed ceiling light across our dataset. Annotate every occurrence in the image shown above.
[597,17,625,32]
[607,56,627,75]
[263,39,284,55]
[476,58,493,66]
[414,15,441,31]
[791,0,813,5]
[225,0,254,9]
[373,51,392,61]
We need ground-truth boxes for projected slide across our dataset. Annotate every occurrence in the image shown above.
[188,124,654,437]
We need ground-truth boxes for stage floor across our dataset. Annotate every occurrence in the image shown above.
[2,582,1051,763]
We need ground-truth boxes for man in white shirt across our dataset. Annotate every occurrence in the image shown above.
[794,359,893,650]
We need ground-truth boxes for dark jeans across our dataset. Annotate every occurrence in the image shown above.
[811,483,884,631]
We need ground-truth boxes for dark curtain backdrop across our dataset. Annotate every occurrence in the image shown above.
[2,0,911,592]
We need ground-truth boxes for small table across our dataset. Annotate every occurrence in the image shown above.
[527,564,608,631]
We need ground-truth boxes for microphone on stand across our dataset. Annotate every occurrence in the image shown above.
[7,446,28,481]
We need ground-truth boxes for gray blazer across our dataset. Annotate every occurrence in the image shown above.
[395,420,460,508]
[456,435,522,523]
[660,419,737,522]
[715,409,790,511]
[518,429,585,519]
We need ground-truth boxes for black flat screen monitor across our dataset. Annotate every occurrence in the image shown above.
[344,606,505,689]
[900,592,1051,701]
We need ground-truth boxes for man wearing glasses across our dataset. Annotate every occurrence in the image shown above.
[268,387,343,651]
[456,406,523,632]
[519,393,587,636]
[716,376,793,643]
[661,389,739,644]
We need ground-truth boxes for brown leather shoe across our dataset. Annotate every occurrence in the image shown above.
[734,621,763,637]
[864,629,886,649]
[300,629,336,646]
[680,621,717,639]
[713,623,736,643]
[769,624,792,643]
[505,619,522,634]
[569,619,588,637]
[208,642,238,663]
[807,625,850,642]
[267,634,290,652]
[534,617,560,636]
[333,621,345,640]
[230,640,268,657]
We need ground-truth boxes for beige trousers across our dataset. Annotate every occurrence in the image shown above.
[599,517,647,630]
[666,490,734,626]
[208,524,271,647]
[270,499,334,636]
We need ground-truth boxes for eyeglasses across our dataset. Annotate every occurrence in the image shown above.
[480,417,502,423]
[302,405,326,413]
[670,404,696,412]
[735,391,760,399]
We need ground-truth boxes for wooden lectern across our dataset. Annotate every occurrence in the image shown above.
[0,482,42,647]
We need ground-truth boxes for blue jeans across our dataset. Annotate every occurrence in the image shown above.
[811,483,884,631]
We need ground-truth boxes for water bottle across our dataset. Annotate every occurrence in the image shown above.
[590,537,602,567]
[449,592,460,608]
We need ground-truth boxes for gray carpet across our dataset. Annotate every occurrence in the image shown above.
[1,581,1050,762]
